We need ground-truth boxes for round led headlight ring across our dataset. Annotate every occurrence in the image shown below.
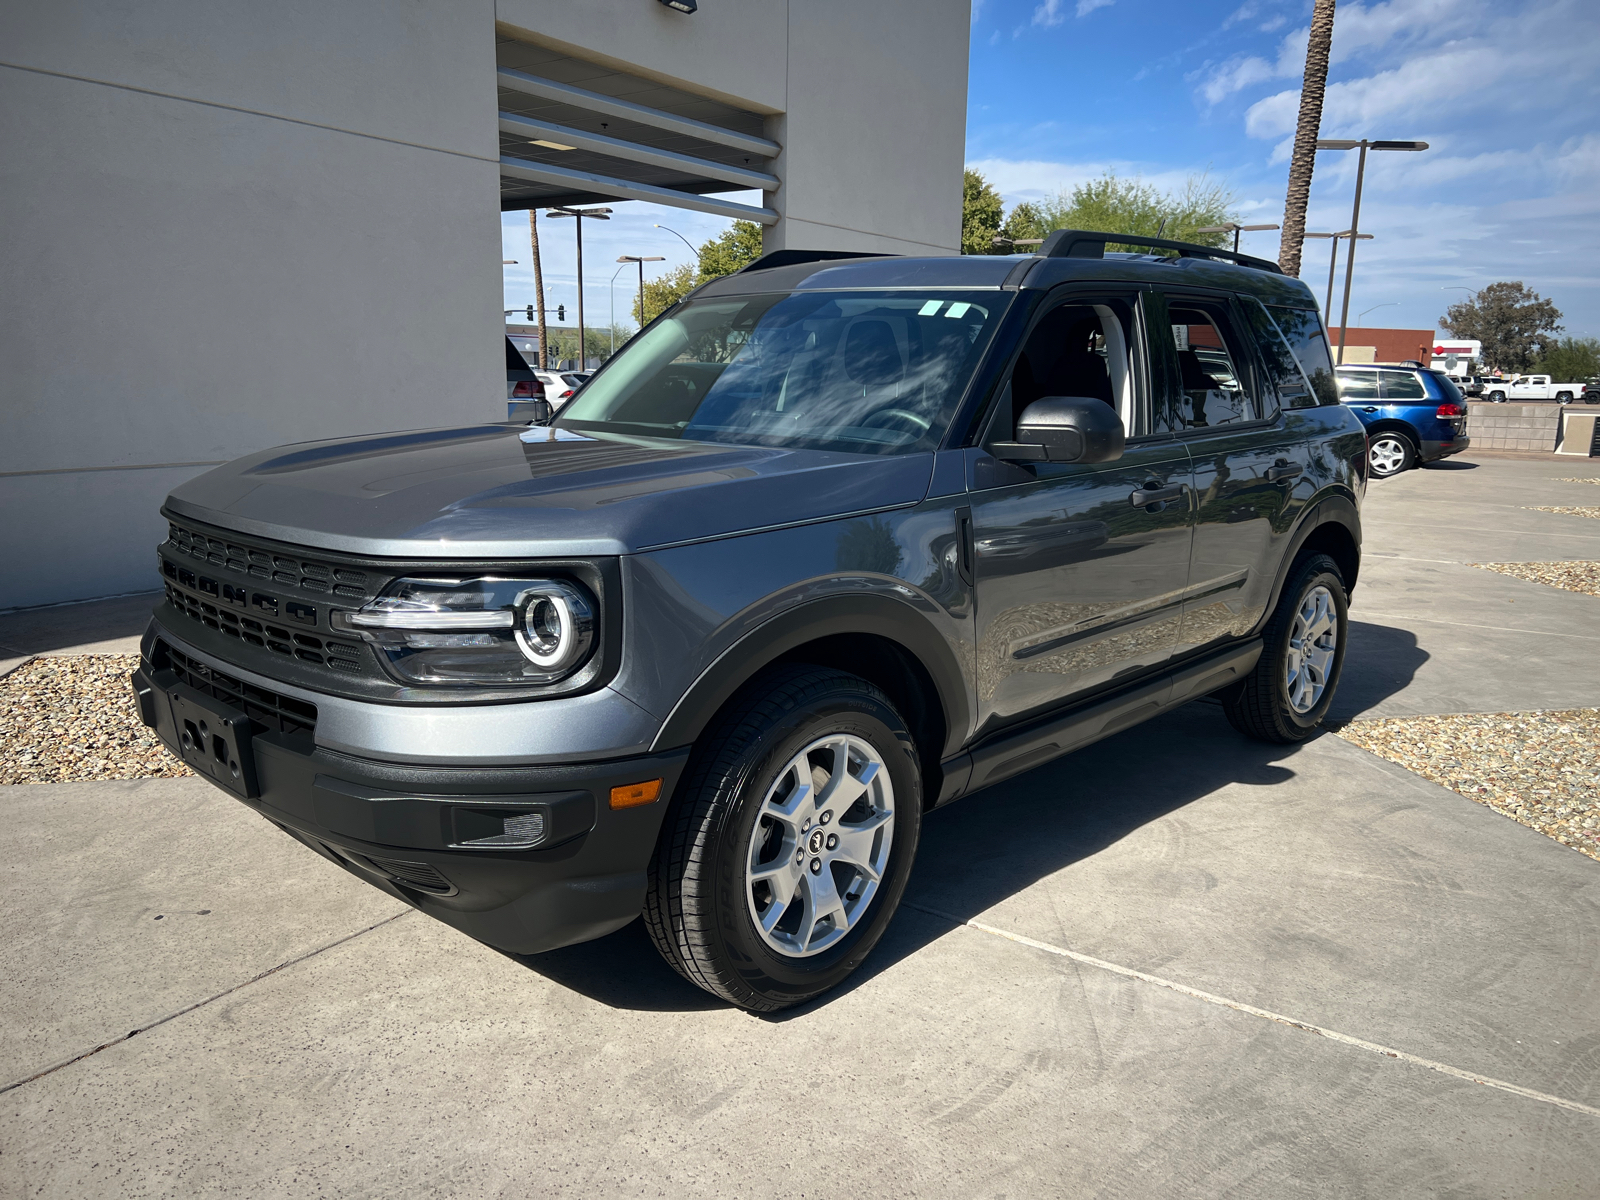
[512,581,595,675]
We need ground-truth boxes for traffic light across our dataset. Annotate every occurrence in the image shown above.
[525,306,534,321]
[556,305,567,321]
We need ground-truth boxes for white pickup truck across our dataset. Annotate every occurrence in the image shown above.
[1483,374,1592,403]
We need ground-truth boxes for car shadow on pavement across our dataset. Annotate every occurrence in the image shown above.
[513,621,1427,1016]
[1422,460,1478,470]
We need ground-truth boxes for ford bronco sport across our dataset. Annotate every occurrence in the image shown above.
[132,230,1365,1011]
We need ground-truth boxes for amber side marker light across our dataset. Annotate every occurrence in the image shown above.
[610,779,663,809]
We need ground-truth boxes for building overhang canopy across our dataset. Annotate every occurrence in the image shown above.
[496,39,778,224]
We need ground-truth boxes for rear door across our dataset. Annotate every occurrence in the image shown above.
[1148,288,1308,657]
[967,286,1195,732]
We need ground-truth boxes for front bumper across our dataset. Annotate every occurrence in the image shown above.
[132,646,689,956]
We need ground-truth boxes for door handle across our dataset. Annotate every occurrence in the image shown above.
[1361,406,1379,413]
[1265,460,1303,483]
[1129,482,1188,508]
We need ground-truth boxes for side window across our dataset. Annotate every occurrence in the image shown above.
[999,296,1143,439]
[1379,370,1426,400]
[1163,298,1260,430]
[1239,296,1313,409]
[1265,305,1339,406]
[1337,371,1379,399]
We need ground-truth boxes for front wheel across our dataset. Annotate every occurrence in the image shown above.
[1222,554,1349,744]
[644,665,922,1011]
[1368,431,1416,478]
[1488,391,1506,402]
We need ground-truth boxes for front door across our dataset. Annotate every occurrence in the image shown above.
[968,289,1195,734]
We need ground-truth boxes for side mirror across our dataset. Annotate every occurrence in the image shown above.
[993,396,1125,465]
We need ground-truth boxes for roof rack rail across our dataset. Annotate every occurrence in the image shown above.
[1035,228,1283,275]
[736,248,898,273]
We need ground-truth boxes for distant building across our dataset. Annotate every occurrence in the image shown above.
[1324,327,1436,366]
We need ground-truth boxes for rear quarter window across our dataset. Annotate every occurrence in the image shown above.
[1265,305,1339,406]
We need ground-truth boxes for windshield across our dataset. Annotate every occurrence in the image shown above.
[556,290,1005,454]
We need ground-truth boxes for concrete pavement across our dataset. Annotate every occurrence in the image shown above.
[2,455,1598,1197]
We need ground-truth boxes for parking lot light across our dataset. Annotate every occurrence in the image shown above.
[1315,139,1429,362]
[1305,231,1374,320]
[1196,222,1281,254]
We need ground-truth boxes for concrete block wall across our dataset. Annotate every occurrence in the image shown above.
[1466,403,1561,452]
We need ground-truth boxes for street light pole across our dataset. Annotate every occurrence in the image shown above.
[548,206,612,369]
[1358,302,1398,325]
[1316,139,1428,363]
[1304,231,1373,320]
[608,262,628,355]
[617,255,666,331]
[654,223,698,257]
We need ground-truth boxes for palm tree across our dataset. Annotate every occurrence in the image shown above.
[529,210,549,369]
[1278,0,1336,277]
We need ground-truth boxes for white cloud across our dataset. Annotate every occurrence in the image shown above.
[1032,0,1065,26]
[1033,0,1113,26]
[1197,55,1277,106]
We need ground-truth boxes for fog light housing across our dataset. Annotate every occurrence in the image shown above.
[458,810,548,849]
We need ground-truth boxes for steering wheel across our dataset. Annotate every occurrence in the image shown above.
[860,408,931,436]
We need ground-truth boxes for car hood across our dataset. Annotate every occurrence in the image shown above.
[166,424,936,557]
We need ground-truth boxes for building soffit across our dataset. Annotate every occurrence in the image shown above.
[494,37,779,224]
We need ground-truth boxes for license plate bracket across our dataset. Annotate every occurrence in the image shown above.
[167,683,259,798]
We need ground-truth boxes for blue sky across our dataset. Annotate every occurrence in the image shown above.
[507,0,1600,339]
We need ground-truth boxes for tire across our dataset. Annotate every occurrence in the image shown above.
[1488,391,1506,402]
[644,665,922,1011]
[1556,392,1573,404]
[1367,431,1416,478]
[1222,554,1349,744]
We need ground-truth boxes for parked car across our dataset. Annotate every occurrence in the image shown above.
[534,370,586,406]
[1336,364,1470,478]
[1483,374,1588,403]
[505,337,548,421]
[132,233,1366,1011]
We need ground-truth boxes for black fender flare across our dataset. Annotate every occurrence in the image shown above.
[649,593,971,758]
[1256,491,1363,631]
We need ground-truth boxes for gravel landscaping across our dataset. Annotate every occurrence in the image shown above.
[0,654,190,785]
[1472,560,1600,597]
[1336,710,1600,863]
[1525,506,1600,519]
[1553,477,1600,485]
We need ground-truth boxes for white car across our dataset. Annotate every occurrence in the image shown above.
[534,370,587,407]
[1483,374,1589,403]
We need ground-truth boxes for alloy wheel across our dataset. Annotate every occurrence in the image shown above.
[744,734,895,958]
[1369,435,1408,476]
[1285,584,1338,713]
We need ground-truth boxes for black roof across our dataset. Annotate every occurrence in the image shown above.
[694,242,1319,308]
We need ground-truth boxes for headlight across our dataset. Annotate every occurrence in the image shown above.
[331,577,595,687]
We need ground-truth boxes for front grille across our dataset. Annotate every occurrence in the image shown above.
[367,857,454,894]
[162,579,365,672]
[167,521,371,600]
[156,640,317,743]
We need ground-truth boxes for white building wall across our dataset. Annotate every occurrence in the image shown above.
[0,1,505,609]
[1,0,969,609]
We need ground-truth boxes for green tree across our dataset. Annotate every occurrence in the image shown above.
[630,220,766,326]
[697,220,765,278]
[632,263,697,327]
[1532,336,1600,381]
[998,200,1047,247]
[1442,282,1564,374]
[1031,173,1238,252]
[962,168,1004,255]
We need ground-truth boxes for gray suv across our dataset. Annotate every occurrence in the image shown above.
[132,231,1366,1010]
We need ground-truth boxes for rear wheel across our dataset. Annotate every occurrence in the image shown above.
[1222,554,1349,744]
[1557,391,1573,404]
[1488,390,1506,402]
[644,665,921,1011]
[1368,432,1415,478]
